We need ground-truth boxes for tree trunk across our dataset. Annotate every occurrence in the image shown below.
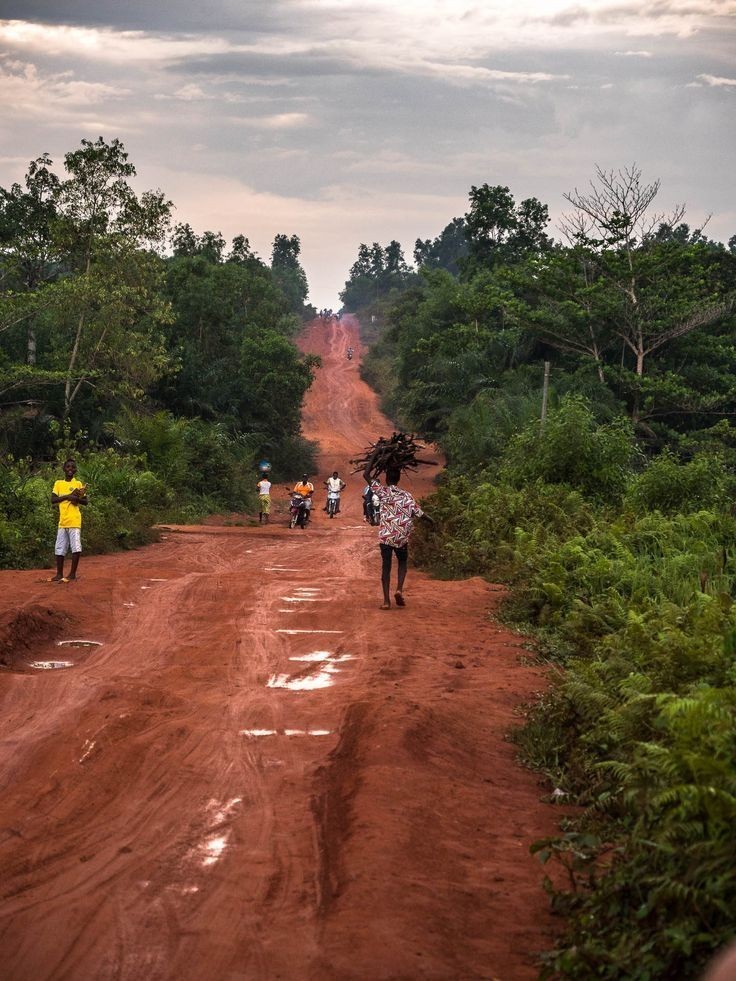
[63,312,85,422]
[26,324,37,365]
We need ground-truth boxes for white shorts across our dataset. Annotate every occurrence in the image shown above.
[55,528,82,555]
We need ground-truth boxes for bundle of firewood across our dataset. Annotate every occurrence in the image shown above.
[350,432,436,478]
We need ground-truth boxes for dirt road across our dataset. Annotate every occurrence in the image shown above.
[0,316,563,980]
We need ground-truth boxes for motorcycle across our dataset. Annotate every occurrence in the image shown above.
[364,490,381,526]
[289,492,311,529]
[326,490,340,518]
[347,347,353,361]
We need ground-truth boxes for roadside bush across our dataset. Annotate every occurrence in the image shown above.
[536,685,736,980]
[0,462,55,568]
[105,409,257,511]
[498,396,637,502]
[412,474,595,579]
[415,460,736,978]
[626,449,733,514]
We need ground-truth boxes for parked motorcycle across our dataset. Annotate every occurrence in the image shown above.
[289,492,311,529]
[364,490,381,526]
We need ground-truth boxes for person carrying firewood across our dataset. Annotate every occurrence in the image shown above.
[361,439,433,610]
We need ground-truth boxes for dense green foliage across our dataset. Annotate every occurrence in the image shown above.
[345,170,736,978]
[0,139,318,565]
[412,405,736,978]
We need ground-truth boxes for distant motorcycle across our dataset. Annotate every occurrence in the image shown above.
[326,489,341,518]
[289,492,310,529]
[347,347,353,361]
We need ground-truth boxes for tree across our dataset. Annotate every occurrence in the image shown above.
[171,222,199,257]
[560,166,735,407]
[519,247,616,384]
[270,233,308,314]
[463,184,551,272]
[228,234,253,264]
[340,240,415,313]
[0,154,61,364]
[239,329,319,436]
[53,137,173,421]
[414,217,468,275]
[171,224,226,263]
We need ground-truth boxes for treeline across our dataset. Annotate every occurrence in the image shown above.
[0,137,318,568]
[345,169,736,977]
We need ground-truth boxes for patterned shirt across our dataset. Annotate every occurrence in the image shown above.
[371,480,424,548]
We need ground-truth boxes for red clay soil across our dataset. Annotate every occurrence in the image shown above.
[0,316,565,980]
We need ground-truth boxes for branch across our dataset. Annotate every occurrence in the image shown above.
[643,296,736,356]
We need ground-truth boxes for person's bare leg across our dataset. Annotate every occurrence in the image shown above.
[380,546,392,608]
[51,555,65,581]
[67,551,81,580]
[395,549,408,606]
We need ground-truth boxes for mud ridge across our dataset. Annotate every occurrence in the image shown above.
[0,604,73,669]
[311,701,371,916]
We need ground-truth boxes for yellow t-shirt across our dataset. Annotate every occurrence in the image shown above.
[53,479,84,528]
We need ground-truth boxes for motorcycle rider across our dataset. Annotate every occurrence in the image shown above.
[292,473,314,525]
[324,471,346,515]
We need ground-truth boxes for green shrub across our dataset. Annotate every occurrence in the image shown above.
[416,461,736,978]
[498,395,638,502]
[627,450,733,514]
[537,687,736,979]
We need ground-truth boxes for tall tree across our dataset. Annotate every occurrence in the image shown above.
[0,154,61,364]
[463,184,551,272]
[54,137,173,421]
[270,233,308,314]
[561,166,735,399]
[414,217,468,275]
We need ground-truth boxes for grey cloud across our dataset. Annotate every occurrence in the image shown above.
[537,1,734,27]
[1,3,734,306]
[0,1,292,33]
[169,50,379,80]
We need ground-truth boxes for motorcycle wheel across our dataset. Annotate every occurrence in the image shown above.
[290,513,297,529]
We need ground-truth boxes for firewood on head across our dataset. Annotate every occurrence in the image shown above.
[350,432,436,478]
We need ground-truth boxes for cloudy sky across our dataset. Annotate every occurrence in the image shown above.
[0,0,734,307]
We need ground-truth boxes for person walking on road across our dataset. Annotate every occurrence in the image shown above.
[362,460,431,610]
[50,457,88,582]
[256,474,272,524]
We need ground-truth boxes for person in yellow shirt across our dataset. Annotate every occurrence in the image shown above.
[50,457,88,582]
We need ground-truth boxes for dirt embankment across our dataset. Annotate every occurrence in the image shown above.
[0,315,563,980]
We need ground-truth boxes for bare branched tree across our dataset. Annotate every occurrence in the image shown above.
[559,164,685,251]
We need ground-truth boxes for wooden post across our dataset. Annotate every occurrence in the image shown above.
[541,361,551,428]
